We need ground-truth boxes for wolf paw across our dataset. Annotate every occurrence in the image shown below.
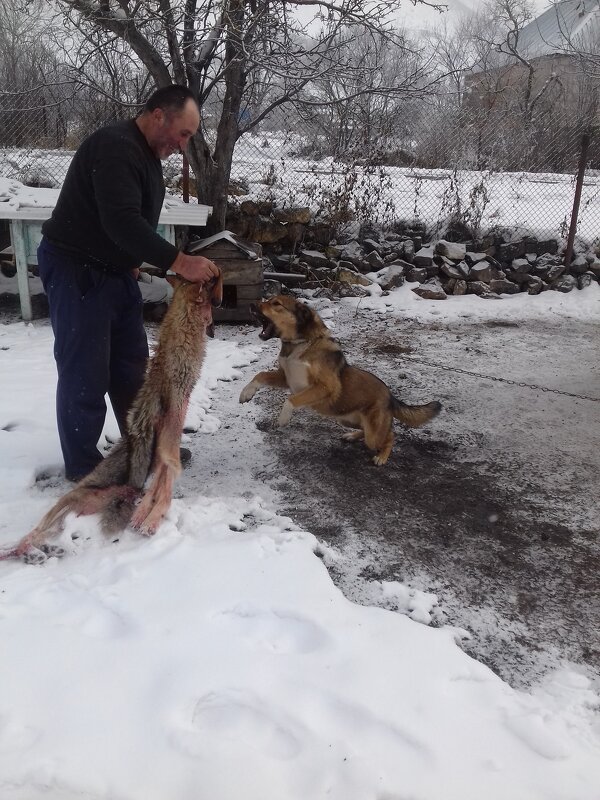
[23,547,49,565]
[239,383,257,403]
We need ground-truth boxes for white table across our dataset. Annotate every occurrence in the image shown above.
[0,201,212,321]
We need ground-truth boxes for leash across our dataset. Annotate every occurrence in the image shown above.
[396,354,600,402]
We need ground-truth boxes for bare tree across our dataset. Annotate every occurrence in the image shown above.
[293,24,434,161]
[41,0,444,229]
[0,0,69,149]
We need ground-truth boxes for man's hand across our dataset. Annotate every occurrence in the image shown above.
[170,251,220,283]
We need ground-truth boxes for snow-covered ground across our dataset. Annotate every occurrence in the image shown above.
[0,275,599,798]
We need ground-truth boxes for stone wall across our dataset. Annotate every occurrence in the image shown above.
[225,201,599,299]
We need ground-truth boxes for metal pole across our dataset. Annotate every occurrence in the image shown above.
[564,132,591,268]
[182,151,190,203]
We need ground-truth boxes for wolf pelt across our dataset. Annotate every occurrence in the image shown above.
[0,275,220,564]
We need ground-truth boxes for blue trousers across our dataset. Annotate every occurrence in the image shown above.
[37,238,148,481]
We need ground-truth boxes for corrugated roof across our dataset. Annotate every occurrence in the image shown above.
[507,0,600,59]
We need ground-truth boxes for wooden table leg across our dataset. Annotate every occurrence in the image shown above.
[11,219,33,322]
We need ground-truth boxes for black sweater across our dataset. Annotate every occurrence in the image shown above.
[43,120,178,274]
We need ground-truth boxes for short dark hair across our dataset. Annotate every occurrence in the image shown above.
[144,85,198,115]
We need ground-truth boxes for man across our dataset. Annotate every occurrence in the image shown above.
[38,84,218,481]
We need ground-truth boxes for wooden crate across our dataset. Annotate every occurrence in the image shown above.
[187,231,263,322]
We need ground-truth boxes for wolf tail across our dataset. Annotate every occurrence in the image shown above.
[391,397,442,427]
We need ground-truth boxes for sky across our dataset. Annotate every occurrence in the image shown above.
[1,182,600,799]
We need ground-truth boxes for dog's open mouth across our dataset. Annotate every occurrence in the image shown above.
[250,305,277,340]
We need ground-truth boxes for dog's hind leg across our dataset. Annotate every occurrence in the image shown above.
[342,430,364,442]
[362,412,395,466]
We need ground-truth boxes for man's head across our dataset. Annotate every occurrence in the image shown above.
[137,85,200,160]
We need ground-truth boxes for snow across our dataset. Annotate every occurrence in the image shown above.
[3,144,600,242]
[1,280,599,799]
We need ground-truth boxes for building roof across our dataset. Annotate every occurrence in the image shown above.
[507,0,600,60]
[468,0,600,74]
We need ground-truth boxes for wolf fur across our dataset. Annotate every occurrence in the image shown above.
[0,273,222,564]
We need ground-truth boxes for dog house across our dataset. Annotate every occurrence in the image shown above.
[187,231,263,322]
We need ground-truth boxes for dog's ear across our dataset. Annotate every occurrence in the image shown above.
[294,301,315,336]
[210,270,223,308]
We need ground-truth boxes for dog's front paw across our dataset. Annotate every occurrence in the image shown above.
[277,400,294,427]
[239,382,257,403]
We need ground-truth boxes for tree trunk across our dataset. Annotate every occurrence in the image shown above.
[188,0,246,233]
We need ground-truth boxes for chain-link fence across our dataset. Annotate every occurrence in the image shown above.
[1,88,598,244]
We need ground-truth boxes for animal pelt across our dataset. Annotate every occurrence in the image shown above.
[0,273,222,564]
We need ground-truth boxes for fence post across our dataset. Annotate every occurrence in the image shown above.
[564,131,591,268]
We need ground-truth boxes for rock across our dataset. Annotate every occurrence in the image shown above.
[533,255,563,280]
[338,283,370,298]
[536,239,559,255]
[271,254,299,270]
[407,267,428,283]
[465,251,488,265]
[412,279,447,300]
[443,278,456,293]
[310,267,337,283]
[467,280,492,296]
[505,270,530,285]
[578,272,596,289]
[262,279,283,297]
[588,259,600,277]
[469,262,492,283]
[526,275,544,295]
[379,264,406,291]
[300,249,331,268]
[490,278,520,294]
[435,240,467,260]
[440,262,464,280]
[413,246,435,267]
[399,239,415,262]
[546,264,565,282]
[362,238,382,254]
[498,241,525,262]
[523,236,538,253]
[551,274,577,292]
[336,267,373,287]
[365,250,385,269]
[455,261,470,279]
[313,287,336,300]
[338,241,366,268]
[511,258,531,273]
[338,259,356,271]
[568,255,589,275]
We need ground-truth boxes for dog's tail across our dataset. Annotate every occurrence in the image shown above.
[391,397,442,427]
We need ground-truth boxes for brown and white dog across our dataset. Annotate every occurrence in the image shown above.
[240,295,441,465]
[0,272,222,564]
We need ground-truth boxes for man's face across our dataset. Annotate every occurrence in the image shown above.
[149,98,200,160]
